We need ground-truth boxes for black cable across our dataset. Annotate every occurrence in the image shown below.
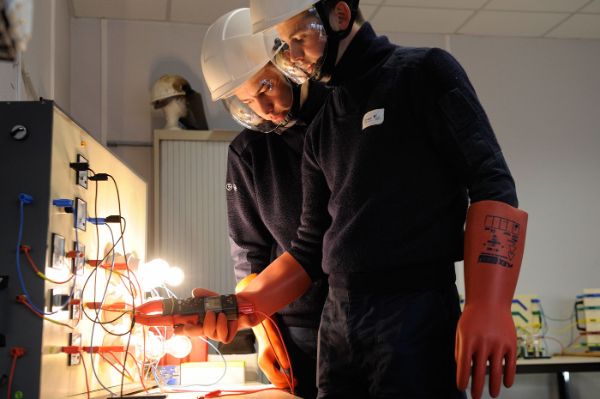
[108,174,137,396]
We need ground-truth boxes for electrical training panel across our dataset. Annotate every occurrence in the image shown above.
[0,101,148,398]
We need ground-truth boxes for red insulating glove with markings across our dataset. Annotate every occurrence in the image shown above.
[186,252,312,344]
[236,274,296,390]
[456,200,528,399]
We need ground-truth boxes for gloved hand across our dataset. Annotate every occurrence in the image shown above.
[184,252,312,344]
[236,274,296,389]
[456,200,528,399]
[180,287,246,343]
[254,319,295,388]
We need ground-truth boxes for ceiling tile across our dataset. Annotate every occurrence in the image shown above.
[360,5,379,20]
[485,0,589,13]
[170,0,248,24]
[371,7,472,33]
[73,0,168,20]
[383,0,487,9]
[546,14,600,39]
[459,11,567,37]
[581,0,600,13]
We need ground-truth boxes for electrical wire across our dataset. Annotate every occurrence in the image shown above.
[88,224,118,397]
[6,352,18,399]
[22,245,75,284]
[15,196,59,315]
[153,336,228,391]
[80,353,91,399]
[16,295,74,329]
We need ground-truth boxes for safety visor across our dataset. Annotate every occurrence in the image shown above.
[222,62,297,134]
[267,7,328,82]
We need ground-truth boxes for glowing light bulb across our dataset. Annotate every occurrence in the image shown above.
[139,259,170,291]
[130,330,165,360]
[165,266,184,287]
[165,335,192,359]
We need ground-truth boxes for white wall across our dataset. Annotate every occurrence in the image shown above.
[68,18,600,399]
[0,0,70,107]
[70,18,237,144]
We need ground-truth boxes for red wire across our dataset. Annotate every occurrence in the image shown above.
[22,246,74,284]
[80,354,91,399]
[6,354,18,399]
[98,352,134,380]
[199,387,285,398]
[128,349,149,393]
[17,296,73,329]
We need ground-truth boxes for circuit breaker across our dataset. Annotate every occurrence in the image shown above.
[0,101,148,398]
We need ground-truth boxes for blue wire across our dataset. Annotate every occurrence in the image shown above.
[16,195,78,315]
[16,196,53,315]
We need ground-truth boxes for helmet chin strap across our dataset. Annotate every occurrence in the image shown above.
[273,80,302,135]
[313,0,360,82]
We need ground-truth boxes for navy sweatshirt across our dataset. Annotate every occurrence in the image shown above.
[226,81,330,328]
[288,23,518,291]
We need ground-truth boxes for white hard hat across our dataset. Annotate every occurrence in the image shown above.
[201,8,282,101]
[151,74,189,104]
[250,0,317,34]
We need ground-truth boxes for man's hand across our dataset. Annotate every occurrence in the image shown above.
[456,305,517,399]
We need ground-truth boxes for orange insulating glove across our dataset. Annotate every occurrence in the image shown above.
[456,200,528,399]
[188,252,312,343]
[236,274,296,389]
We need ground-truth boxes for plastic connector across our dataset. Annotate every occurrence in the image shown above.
[105,215,122,223]
[89,173,109,181]
[69,162,89,172]
[10,347,26,358]
[18,193,33,204]
[52,199,74,208]
[87,217,105,225]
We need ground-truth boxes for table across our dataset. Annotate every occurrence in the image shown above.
[516,355,600,399]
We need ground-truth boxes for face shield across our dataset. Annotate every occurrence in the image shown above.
[269,7,329,82]
[222,62,301,134]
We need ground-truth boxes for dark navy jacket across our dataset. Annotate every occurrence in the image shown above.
[226,81,329,328]
[288,23,518,291]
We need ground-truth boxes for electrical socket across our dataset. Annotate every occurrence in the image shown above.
[68,332,82,366]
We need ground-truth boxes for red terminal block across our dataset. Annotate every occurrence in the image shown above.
[65,250,84,259]
[62,346,125,354]
[86,260,130,271]
[84,301,131,311]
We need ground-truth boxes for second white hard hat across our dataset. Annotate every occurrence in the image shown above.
[201,8,282,101]
[250,0,316,34]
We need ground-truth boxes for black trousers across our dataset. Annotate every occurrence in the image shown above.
[317,284,467,399]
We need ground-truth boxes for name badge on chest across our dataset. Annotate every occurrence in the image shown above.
[362,108,385,130]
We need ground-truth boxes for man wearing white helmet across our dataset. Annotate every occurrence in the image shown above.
[192,2,528,399]
[197,8,329,398]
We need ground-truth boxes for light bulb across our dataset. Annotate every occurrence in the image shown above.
[139,259,170,291]
[131,330,165,360]
[165,335,192,359]
[165,266,185,287]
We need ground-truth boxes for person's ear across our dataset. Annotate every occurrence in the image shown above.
[329,1,352,31]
